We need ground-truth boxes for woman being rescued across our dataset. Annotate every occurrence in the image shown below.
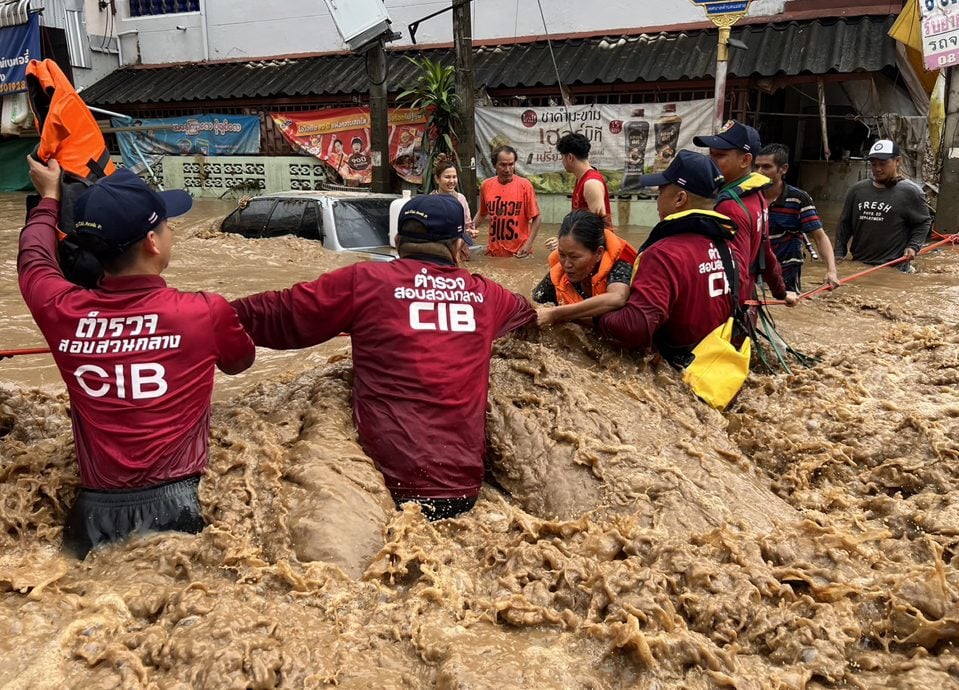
[532,210,637,326]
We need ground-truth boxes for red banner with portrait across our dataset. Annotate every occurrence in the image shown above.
[270,107,428,185]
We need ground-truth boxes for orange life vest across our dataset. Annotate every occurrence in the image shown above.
[26,59,115,180]
[548,229,638,305]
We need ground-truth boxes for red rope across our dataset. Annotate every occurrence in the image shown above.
[748,233,959,307]
[0,347,51,358]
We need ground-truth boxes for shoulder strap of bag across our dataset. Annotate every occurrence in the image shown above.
[713,238,746,328]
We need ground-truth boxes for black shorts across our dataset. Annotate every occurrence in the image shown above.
[394,495,477,521]
[63,476,205,559]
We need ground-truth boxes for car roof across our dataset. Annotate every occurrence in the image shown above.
[258,191,400,201]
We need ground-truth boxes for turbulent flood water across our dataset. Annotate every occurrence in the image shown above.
[1,192,958,689]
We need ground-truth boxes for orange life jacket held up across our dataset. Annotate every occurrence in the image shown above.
[548,230,638,306]
[26,59,115,180]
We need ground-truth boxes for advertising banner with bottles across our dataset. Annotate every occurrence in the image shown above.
[271,107,428,185]
[474,101,712,194]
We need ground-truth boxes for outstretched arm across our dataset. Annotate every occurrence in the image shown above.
[538,282,629,326]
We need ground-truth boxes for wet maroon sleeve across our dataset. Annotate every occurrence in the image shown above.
[17,198,72,314]
[598,248,673,350]
[487,280,536,338]
[206,293,256,374]
[231,266,356,350]
[759,236,787,299]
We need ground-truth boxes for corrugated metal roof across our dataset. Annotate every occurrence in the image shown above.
[81,16,897,107]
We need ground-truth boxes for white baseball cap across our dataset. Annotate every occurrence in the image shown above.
[867,139,900,160]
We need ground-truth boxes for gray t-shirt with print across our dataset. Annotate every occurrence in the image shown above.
[836,179,931,265]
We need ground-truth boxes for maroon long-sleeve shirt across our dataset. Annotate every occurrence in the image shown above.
[231,256,535,500]
[18,197,255,489]
[717,186,787,302]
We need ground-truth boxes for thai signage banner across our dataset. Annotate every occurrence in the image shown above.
[271,107,428,185]
[919,1,959,70]
[0,13,40,95]
[113,114,261,174]
[474,100,712,194]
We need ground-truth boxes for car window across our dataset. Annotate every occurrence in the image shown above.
[221,198,275,237]
[332,198,392,249]
[299,202,322,241]
[265,200,306,238]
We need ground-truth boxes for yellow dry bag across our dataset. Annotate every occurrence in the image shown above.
[682,318,751,410]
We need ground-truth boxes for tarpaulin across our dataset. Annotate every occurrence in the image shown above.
[0,137,35,191]
[270,107,428,185]
[0,13,39,95]
[473,101,712,194]
[112,114,261,174]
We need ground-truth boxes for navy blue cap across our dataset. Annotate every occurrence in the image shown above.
[73,170,193,255]
[398,194,465,241]
[638,150,725,198]
[693,120,762,154]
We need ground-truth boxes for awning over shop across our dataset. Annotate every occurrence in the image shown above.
[80,15,897,107]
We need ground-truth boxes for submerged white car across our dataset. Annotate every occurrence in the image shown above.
[221,191,399,259]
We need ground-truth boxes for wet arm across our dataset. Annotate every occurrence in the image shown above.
[208,295,256,374]
[583,179,607,217]
[904,188,932,252]
[598,252,671,349]
[808,228,839,285]
[473,188,489,229]
[540,283,629,325]
[835,193,855,259]
[518,215,542,256]
[490,282,537,338]
[231,268,355,350]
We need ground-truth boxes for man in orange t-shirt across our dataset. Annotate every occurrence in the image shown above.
[475,146,542,257]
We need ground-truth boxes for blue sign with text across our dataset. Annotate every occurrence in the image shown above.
[690,0,750,14]
[0,13,40,95]
[706,1,749,13]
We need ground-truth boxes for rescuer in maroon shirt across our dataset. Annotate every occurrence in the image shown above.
[600,151,742,357]
[19,158,255,558]
[232,194,535,521]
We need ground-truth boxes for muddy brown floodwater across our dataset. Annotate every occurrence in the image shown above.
[1,191,958,688]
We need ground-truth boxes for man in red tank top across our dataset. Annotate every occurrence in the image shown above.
[557,132,612,226]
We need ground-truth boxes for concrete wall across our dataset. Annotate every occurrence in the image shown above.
[139,154,659,226]
[80,0,786,68]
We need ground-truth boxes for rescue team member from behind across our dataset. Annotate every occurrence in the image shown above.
[18,158,255,558]
[557,132,613,225]
[533,210,636,326]
[232,195,536,520]
[694,120,789,305]
[599,151,740,357]
[474,145,542,257]
[836,139,931,271]
[755,143,839,292]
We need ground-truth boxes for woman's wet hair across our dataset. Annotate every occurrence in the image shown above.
[557,210,606,252]
[433,155,457,180]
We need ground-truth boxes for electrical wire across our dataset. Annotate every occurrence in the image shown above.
[534,0,570,114]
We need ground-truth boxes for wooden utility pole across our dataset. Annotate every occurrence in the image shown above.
[368,39,391,193]
[453,0,477,207]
